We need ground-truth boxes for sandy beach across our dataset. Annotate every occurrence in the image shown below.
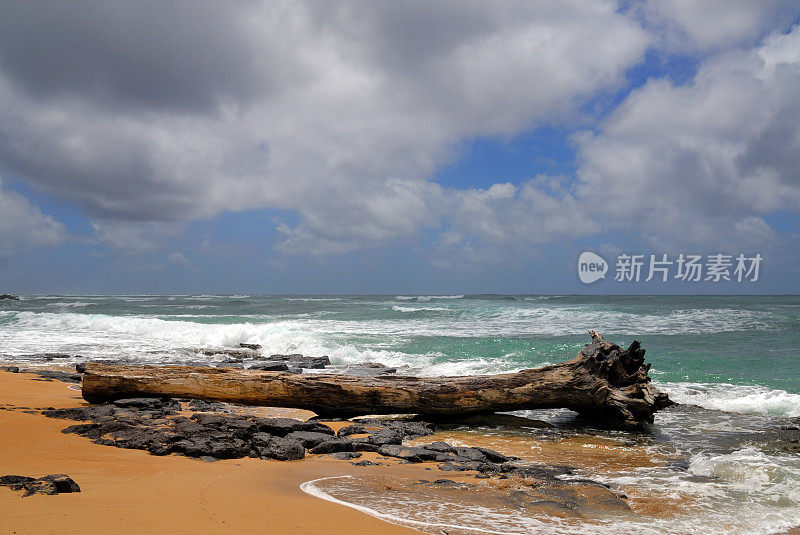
[0,371,424,534]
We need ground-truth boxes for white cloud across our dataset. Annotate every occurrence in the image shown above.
[0,180,65,251]
[573,24,800,249]
[167,252,192,267]
[636,0,800,52]
[91,220,184,254]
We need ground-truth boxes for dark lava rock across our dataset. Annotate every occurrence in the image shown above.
[252,417,334,437]
[352,460,380,466]
[336,424,366,437]
[356,419,435,440]
[200,348,258,361]
[186,437,250,459]
[75,362,86,373]
[377,445,441,463]
[2,366,19,373]
[42,406,113,421]
[25,370,82,384]
[238,343,262,351]
[268,354,330,369]
[352,427,403,447]
[340,364,398,377]
[0,474,80,497]
[252,434,305,461]
[0,294,20,300]
[114,397,180,411]
[472,446,513,463]
[329,452,362,460]
[310,439,355,454]
[268,353,304,361]
[187,399,231,412]
[247,361,289,372]
[360,362,393,369]
[41,396,522,480]
[438,462,466,472]
[285,430,337,449]
[422,441,455,453]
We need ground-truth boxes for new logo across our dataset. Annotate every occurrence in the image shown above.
[578,251,608,284]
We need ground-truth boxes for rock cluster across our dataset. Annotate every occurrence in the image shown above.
[195,347,399,376]
[41,398,527,474]
[41,399,429,462]
[0,474,80,497]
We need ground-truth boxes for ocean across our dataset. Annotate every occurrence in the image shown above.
[2,294,799,534]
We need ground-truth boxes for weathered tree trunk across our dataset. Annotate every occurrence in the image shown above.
[81,331,672,428]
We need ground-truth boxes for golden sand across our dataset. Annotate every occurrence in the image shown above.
[0,372,419,535]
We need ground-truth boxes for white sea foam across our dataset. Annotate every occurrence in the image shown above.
[0,312,497,375]
[391,305,448,312]
[395,295,464,302]
[46,302,92,308]
[284,297,344,301]
[662,382,800,418]
[303,460,800,535]
[301,476,525,534]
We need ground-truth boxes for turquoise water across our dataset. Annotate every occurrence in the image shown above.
[2,294,800,534]
[2,294,798,391]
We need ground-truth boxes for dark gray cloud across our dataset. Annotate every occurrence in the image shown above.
[0,1,271,112]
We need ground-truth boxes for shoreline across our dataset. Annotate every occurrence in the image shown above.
[3,368,800,535]
[0,371,420,534]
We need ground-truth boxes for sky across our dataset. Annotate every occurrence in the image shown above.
[0,0,799,295]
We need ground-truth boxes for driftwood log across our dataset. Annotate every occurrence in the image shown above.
[82,331,672,428]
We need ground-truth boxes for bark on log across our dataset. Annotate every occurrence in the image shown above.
[82,331,672,429]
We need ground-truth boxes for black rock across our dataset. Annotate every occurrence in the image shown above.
[251,434,305,461]
[329,452,362,460]
[356,428,403,447]
[340,365,398,377]
[0,474,80,496]
[43,407,101,421]
[253,417,335,437]
[114,398,180,411]
[310,439,355,454]
[336,424,366,437]
[25,370,82,384]
[352,460,380,466]
[238,343,262,351]
[268,354,330,369]
[377,445,440,463]
[2,366,19,373]
[0,294,19,300]
[422,441,455,453]
[187,399,230,412]
[285,430,337,449]
[453,447,491,463]
[472,446,514,464]
[200,348,256,360]
[248,361,289,372]
[438,462,466,472]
